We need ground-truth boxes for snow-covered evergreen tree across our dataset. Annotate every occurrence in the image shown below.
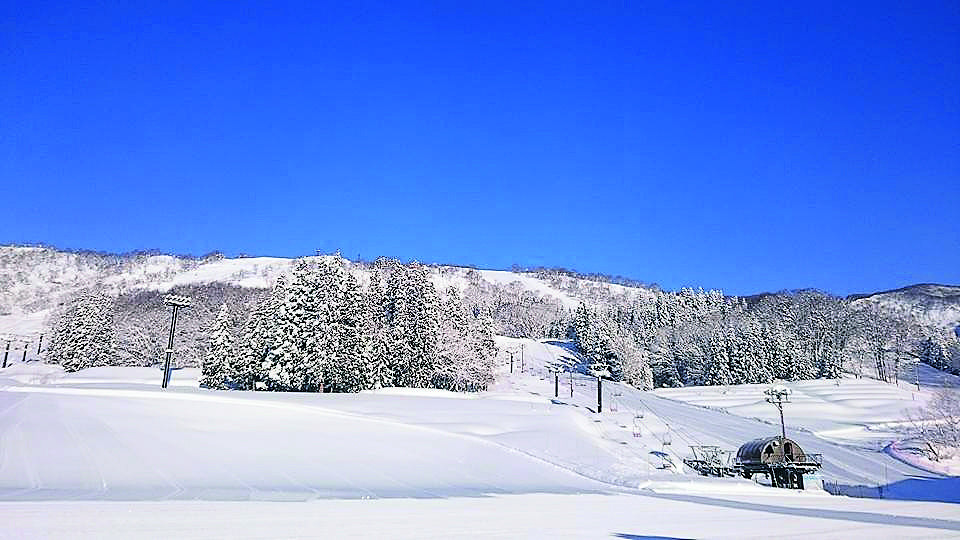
[762,324,788,381]
[47,290,116,372]
[612,334,654,390]
[227,289,278,390]
[725,329,750,384]
[405,263,441,387]
[705,329,731,386]
[741,321,771,384]
[784,336,813,381]
[260,274,303,391]
[322,262,369,393]
[364,270,393,389]
[384,261,415,386]
[200,303,234,389]
[435,287,468,388]
[434,286,495,391]
[919,333,950,372]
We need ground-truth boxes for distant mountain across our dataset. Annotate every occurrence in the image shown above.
[3,244,958,343]
[739,283,960,334]
[847,283,960,302]
[848,283,960,333]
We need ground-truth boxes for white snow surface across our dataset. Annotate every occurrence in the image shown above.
[1,337,958,538]
[654,377,931,444]
[6,492,960,539]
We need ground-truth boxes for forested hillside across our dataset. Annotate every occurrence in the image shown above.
[3,245,958,391]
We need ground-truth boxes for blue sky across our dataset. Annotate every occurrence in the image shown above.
[1,1,957,295]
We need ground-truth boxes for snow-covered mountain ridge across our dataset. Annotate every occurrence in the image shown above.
[849,283,960,333]
[4,245,959,339]
[0,245,651,337]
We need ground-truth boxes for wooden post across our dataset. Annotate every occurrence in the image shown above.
[554,372,559,397]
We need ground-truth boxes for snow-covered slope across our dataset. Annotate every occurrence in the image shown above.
[2,339,960,538]
[654,377,934,444]
[851,283,960,333]
[2,338,949,500]
[499,339,956,500]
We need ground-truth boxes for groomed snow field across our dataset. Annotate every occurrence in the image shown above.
[0,338,958,538]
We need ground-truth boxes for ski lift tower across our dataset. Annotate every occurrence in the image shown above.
[764,383,792,442]
[161,294,192,389]
[588,363,610,413]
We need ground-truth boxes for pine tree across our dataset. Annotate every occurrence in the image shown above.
[230,295,272,390]
[405,263,440,387]
[430,286,496,392]
[435,286,469,390]
[323,263,369,393]
[200,303,233,389]
[613,334,654,390]
[470,313,498,389]
[385,262,416,386]
[705,329,731,386]
[919,334,949,371]
[784,336,813,381]
[743,321,772,383]
[47,290,116,372]
[726,329,750,384]
[365,272,393,388]
[290,259,325,391]
[260,274,302,391]
[818,345,843,380]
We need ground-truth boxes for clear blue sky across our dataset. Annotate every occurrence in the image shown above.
[2,1,957,296]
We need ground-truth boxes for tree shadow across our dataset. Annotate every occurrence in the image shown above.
[825,476,960,504]
[612,535,692,540]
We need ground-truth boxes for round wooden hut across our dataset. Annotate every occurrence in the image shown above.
[736,436,806,467]
[735,436,820,489]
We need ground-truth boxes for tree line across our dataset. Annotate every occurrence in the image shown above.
[44,257,959,391]
[560,288,960,388]
[48,257,498,393]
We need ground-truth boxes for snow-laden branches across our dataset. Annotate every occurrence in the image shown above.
[902,389,960,461]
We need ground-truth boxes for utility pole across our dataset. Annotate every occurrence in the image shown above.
[161,294,192,389]
[554,371,559,397]
[509,353,514,374]
[764,384,792,441]
[21,341,27,362]
[569,371,573,397]
[2,341,9,369]
[37,334,43,355]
